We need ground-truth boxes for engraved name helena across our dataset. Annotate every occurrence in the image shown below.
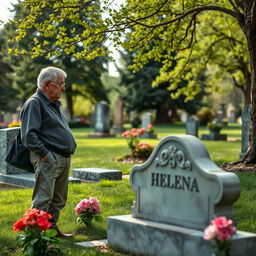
[151,172,200,192]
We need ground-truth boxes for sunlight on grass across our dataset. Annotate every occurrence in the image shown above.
[1,123,254,256]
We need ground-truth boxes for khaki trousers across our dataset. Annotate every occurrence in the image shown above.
[30,151,71,228]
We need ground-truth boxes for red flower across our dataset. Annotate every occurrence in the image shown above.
[23,215,36,226]
[13,218,26,231]
[38,210,52,220]
[13,208,52,232]
[24,208,39,217]
[36,216,52,231]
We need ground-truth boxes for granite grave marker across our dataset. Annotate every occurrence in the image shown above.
[240,104,250,158]
[0,127,80,187]
[89,101,115,137]
[112,96,124,134]
[140,112,157,138]
[186,115,198,137]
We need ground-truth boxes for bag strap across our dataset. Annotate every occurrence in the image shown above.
[30,96,45,121]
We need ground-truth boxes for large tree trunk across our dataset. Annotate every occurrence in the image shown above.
[241,13,256,163]
[155,106,172,123]
[243,80,251,107]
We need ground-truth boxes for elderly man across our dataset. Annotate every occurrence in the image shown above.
[20,66,77,238]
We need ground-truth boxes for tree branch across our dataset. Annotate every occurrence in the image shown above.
[251,0,256,25]
[126,5,238,29]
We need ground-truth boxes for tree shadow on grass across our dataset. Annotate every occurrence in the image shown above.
[74,224,106,239]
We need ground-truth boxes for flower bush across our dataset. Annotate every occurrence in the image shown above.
[147,124,155,134]
[204,216,237,256]
[133,142,154,159]
[121,128,145,155]
[13,208,61,256]
[0,122,7,128]
[75,197,103,227]
[8,120,21,128]
[207,119,224,133]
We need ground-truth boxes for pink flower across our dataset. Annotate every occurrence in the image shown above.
[203,224,218,240]
[121,131,132,138]
[138,128,145,135]
[212,216,233,229]
[75,197,101,215]
[204,216,236,242]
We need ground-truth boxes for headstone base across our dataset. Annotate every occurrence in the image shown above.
[201,133,227,141]
[0,173,80,188]
[73,168,122,182]
[112,126,124,134]
[88,133,116,138]
[108,215,256,256]
[140,132,157,139]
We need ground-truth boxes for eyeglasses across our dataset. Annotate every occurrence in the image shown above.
[50,81,65,88]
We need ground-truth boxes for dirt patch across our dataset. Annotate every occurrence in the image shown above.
[116,155,147,164]
[220,162,256,173]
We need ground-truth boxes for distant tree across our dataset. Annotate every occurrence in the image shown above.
[2,0,108,119]
[188,12,250,107]
[0,37,19,118]
[118,50,206,123]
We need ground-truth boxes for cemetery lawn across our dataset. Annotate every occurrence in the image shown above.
[71,123,242,175]
[2,123,256,255]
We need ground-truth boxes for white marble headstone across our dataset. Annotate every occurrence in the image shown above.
[130,135,240,230]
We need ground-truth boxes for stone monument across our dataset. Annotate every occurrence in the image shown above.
[89,101,115,137]
[140,112,157,138]
[240,104,250,159]
[112,97,124,134]
[108,135,256,256]
[0,127,80,187]
[186,115,198,137]
[0,127,27,175]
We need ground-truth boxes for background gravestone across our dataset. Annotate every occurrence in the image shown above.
[112,97,124,134]
[141,112,152,130]
[0,127,28,175]
[140,112,157,138]
[89,101,115,137]
[94,101,110,133]
[108,135,256,256]
[228,110,236,123]
[186,115,198,137]
[240,104,251,158]
[221,103,227,118]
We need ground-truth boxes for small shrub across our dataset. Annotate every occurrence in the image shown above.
[121,128,145,154]
[131,116,141,128]
[8,120,21,128]
[207,119,223,133]
[0,122,7,128]
[147,124,155,134]
[133,142,154,159]
[197,107,215,125]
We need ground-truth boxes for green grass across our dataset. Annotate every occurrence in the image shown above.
[71,123,242,174]
[1,123,253,256]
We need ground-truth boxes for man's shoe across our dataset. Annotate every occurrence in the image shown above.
[55,230,73,238]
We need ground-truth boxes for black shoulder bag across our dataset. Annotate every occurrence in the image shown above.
[5,130,34,172]
[5,97,43,173]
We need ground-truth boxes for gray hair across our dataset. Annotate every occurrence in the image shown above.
[37,66,67,89]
